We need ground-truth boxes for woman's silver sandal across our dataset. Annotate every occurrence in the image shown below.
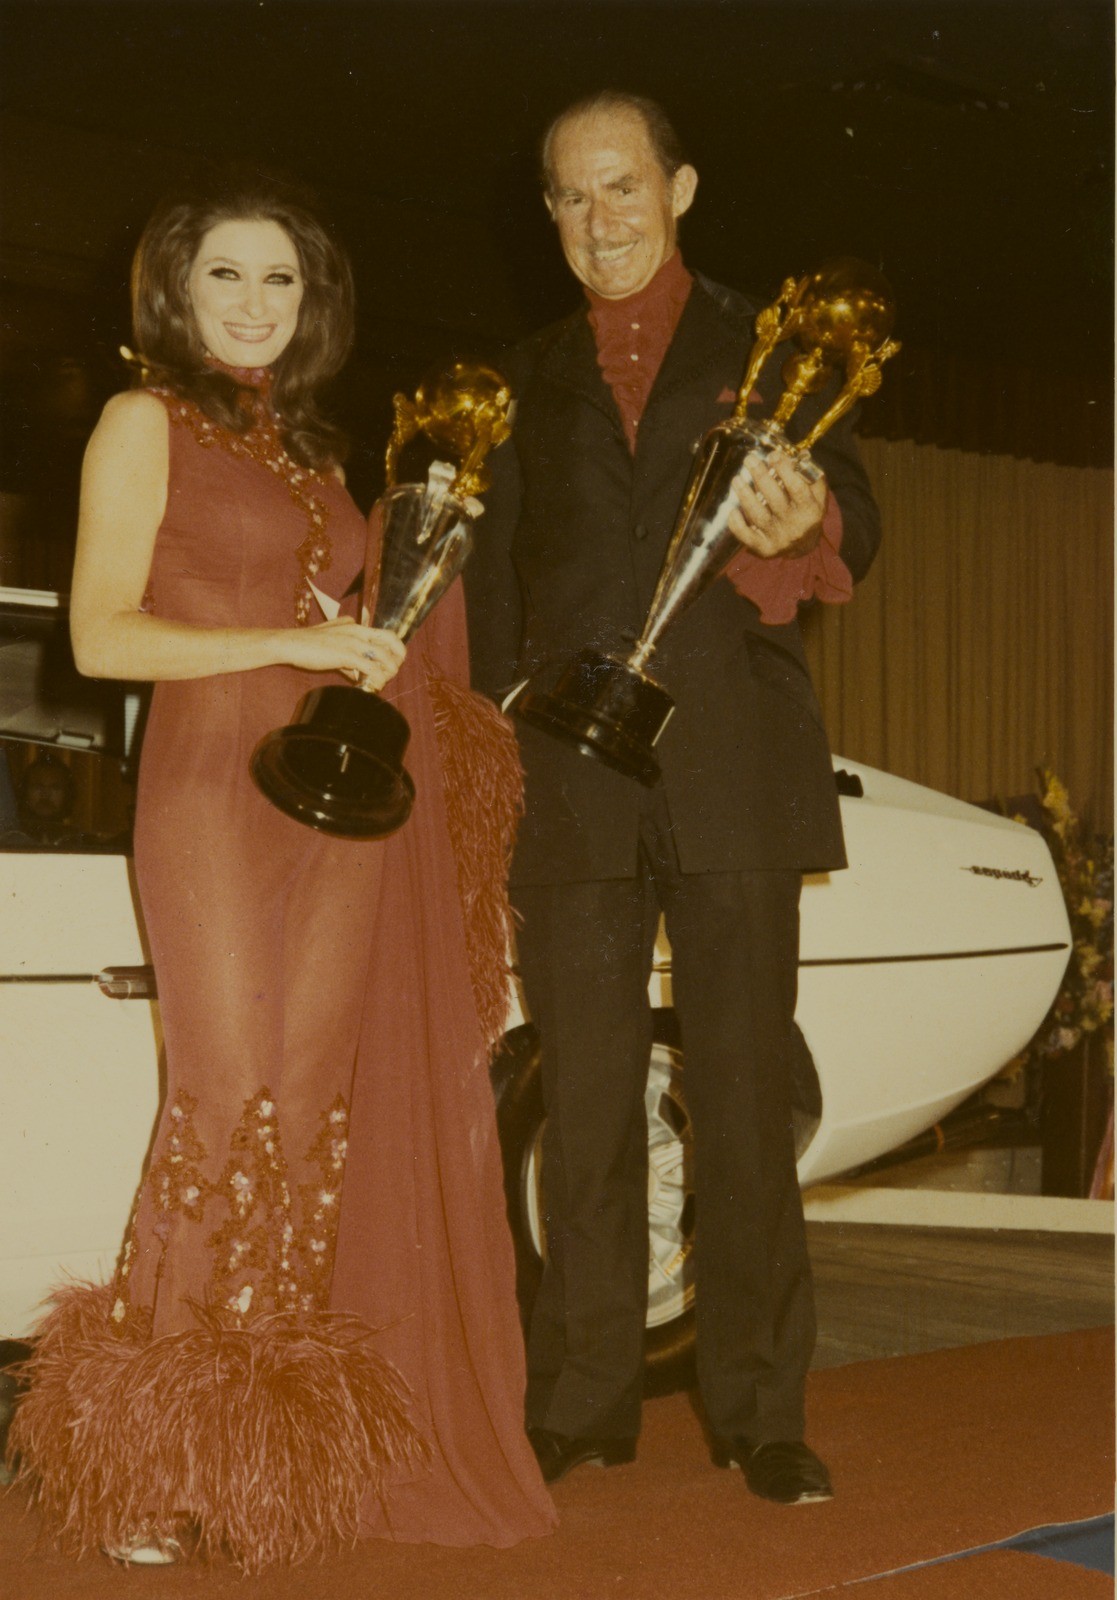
[103,1529,184,1565]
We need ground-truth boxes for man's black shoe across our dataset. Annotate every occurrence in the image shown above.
[527,1427,636,1485]
[712,1438,833,1504]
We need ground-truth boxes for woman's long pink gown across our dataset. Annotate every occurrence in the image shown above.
[9,381,555,1569]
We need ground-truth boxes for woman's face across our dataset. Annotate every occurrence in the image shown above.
[187,217,304,368]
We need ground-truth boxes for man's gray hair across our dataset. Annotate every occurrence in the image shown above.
[540,91,688,195]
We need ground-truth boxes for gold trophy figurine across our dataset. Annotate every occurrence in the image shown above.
[364,362,511,640]
[251,361,512,839]
[517,259,899,784]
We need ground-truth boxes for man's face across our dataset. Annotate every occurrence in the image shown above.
[546,108,697,300]
[23,768,69,821]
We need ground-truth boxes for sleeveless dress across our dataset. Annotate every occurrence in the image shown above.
[8,378,555,1568]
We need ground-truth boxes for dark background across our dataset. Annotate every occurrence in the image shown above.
[1,0,1112,511]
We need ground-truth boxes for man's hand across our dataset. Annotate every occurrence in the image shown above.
[728,448,828,559]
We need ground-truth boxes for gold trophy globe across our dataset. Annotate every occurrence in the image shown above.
[251,361,512,838]
[517,258,900,784]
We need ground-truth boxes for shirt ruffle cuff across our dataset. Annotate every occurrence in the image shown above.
[723,491,851,624]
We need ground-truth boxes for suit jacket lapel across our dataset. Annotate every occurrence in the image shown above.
[645,276,753,414]
[535,309,627,446]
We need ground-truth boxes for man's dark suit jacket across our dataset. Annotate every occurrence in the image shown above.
[464,274,882,887]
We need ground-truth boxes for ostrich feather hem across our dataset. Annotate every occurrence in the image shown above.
[6,1280,427,1572]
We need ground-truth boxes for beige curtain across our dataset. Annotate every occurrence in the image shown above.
[803,439,1114,834]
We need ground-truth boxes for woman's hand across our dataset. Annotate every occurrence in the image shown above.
[727,448,828,559]
[281,619,406,690]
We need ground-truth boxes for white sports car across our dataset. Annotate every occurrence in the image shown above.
[0,586,1071,1385]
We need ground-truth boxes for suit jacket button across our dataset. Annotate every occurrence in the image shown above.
[633,523,649,541]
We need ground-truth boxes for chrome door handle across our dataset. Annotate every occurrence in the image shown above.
[95,966,157,1000]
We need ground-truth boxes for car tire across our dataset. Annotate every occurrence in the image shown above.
[490,1009,696,1396]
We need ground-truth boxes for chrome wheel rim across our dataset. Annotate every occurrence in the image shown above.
[522,1040,696,1331]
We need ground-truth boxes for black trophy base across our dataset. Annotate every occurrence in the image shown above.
[516,649,674,787]
[250,684,415,840]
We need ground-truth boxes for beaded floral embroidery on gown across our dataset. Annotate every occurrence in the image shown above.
[8,376,554,1567]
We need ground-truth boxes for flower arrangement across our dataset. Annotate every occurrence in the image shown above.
[1024,769,1113,1063]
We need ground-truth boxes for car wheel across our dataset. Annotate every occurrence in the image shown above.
[490,1009,696,1395]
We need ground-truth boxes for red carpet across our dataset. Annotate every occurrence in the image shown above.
[2,1327,1111,1599]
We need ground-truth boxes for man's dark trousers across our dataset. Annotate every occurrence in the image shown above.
[513,782,815,1446]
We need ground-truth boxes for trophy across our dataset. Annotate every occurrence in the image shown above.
[516,258,900,785]
[250,361,512,838]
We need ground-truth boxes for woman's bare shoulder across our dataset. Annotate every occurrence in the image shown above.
[86,389,169,460]
[100,387,170,429]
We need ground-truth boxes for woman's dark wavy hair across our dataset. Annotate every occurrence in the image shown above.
[130,167,355,470]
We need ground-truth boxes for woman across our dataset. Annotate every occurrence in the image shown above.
[8,173,554,1569]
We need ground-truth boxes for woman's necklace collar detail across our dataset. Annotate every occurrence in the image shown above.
[204,356,273,391]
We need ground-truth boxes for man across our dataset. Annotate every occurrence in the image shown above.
[464,91,882,1504]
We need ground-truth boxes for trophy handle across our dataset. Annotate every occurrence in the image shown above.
[385,394,422,489]
[733,275,806,418]
[451,415,495,500]
[795,337,902,453]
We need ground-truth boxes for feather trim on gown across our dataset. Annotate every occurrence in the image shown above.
[9,1284,423,1573]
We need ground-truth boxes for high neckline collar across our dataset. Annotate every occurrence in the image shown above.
[204,355,273,390]
[583,250,692,322]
